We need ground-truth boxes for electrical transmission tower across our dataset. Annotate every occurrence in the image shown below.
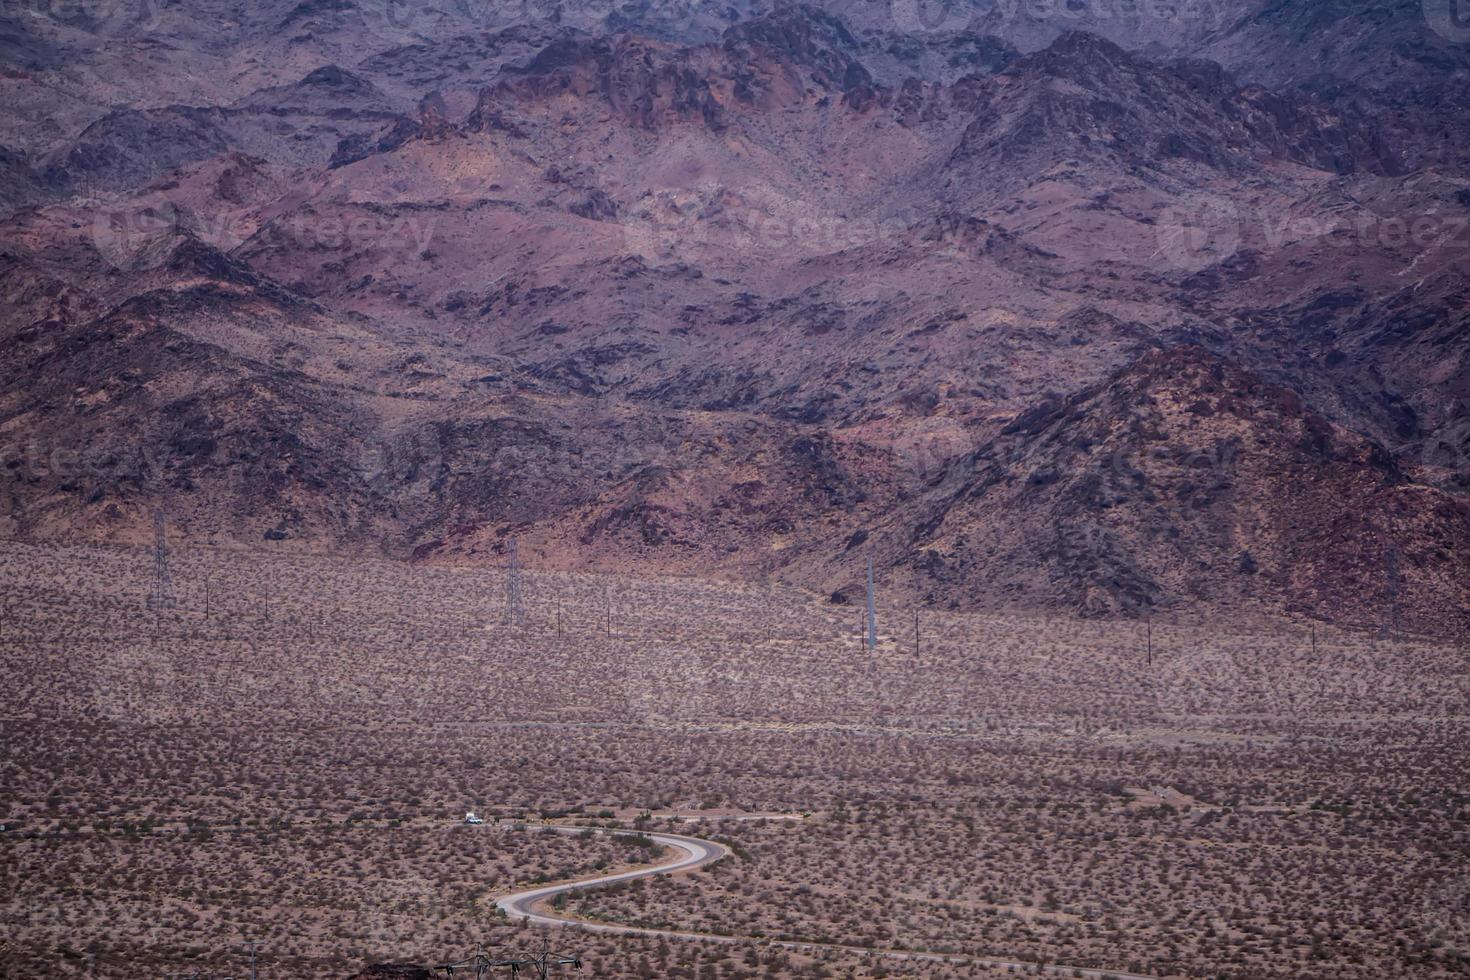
[435,936,581,978]
[242,939,262,980]
[524,933,581,979]
[502,537,524,626]
[147,506,177,611]
[1384,543,1401,637]
[865,557,877,649]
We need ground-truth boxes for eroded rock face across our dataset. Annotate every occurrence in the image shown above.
[896,347,1470,633]
[2,1,1467,631]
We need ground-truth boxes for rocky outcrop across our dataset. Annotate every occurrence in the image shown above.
[903,347,1470,632]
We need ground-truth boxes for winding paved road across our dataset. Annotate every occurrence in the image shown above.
[495,826,729,927]
[491,823,1159,980]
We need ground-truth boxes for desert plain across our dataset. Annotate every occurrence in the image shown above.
[1,540,1466,978]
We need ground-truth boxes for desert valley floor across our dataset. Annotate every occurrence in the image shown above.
[1,541,1467,979]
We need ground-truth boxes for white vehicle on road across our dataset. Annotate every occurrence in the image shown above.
[463,811,484,825]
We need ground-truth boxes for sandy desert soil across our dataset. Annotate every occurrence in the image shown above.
[0,540,1467,978]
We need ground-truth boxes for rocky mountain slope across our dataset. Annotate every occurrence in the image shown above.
[1,1,1467,633]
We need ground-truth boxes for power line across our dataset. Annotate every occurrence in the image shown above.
[503,537,524,627]
[1384,543,1401,638]
[147,506,176,615]
[434,935,581,979]
[865,557,876,649]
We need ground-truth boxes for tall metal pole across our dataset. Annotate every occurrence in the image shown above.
[243,939,261,980]
[865,558,876,649]
[1385,544,1401,638]
[1146,613,1152,667]
[503,537,524,626]
[147,506,176,613]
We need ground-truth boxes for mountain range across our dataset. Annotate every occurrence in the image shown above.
[2,0,1467,633]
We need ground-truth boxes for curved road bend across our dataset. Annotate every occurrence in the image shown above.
[492,825,1159,980]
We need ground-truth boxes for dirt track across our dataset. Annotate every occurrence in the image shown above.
[492,824,1160,979]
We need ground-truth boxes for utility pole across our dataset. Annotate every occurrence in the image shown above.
[556,596,563,639]
[914,606,919,657]
[531,932,581,979]
[1310,621,1316,656]
[606,588,612,639]
[865,557,876,649]
[147,506,177,616]
[434,937,581,980]
[1385,543,1401,638]
[1146,612,1153,667]
[243,939,261,980]
[503,537,524,627]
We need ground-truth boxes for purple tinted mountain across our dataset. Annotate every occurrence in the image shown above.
[1,2,1466,633]
[890,347,1470,633]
